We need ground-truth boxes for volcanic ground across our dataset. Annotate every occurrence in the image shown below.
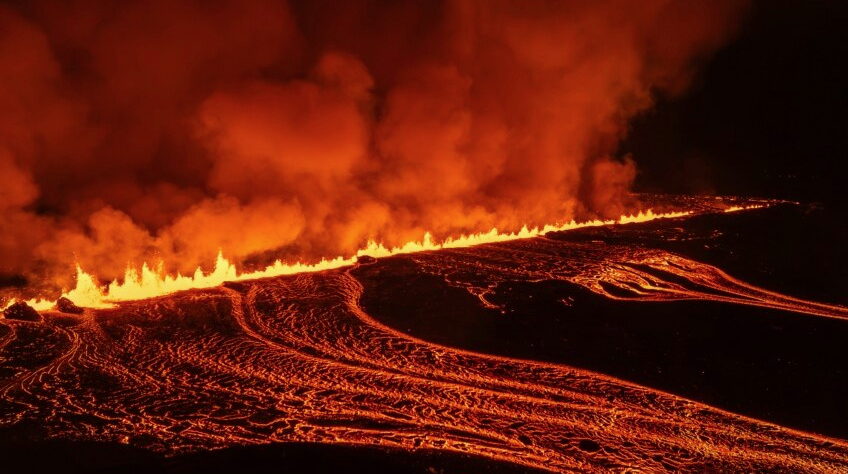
[1,198,847,473]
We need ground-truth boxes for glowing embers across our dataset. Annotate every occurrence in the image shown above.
[8,208,695,311]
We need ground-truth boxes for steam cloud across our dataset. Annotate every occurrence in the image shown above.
[0,0,748,294]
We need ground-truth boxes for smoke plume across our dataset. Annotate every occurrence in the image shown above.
[0,0,748,294]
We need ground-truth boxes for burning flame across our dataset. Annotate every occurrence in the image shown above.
[724,204,767,213]
[9,209,694,311]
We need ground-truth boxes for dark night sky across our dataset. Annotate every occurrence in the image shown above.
[627,0,847,204]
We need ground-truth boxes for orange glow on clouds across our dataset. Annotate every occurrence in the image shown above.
[0,1,750,301]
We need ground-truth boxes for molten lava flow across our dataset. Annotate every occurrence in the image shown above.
[7,209,693,311]
[3,200,847,473]
[576,253,848,320]
[1,256,846,473]
[400,219,848,323]
[724,204,768,212]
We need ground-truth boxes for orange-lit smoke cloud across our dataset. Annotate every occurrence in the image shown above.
[0,0,748,293]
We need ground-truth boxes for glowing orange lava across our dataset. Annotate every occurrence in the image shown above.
[9,209,692,311]
[1,251,845,473]
[3,200,847,473]
[724,204,768,213]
